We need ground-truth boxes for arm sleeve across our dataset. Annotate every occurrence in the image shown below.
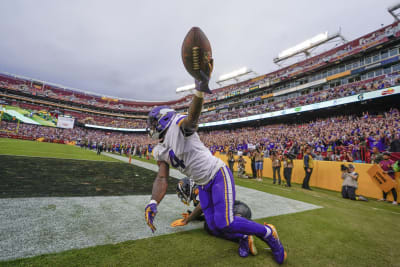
[153,145,168,162]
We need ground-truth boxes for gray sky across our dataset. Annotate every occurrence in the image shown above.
[0,0,397,101]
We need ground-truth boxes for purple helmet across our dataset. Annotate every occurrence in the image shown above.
[147,106,176,139]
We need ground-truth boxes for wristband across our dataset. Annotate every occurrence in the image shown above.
[194,90,204,98]
[149,199,158,205]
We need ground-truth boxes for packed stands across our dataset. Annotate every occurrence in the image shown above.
[1,107,399,163]
[200,108,400,162]
[199,74,400,123]
[1,21,400,136]
[1,22,400,122]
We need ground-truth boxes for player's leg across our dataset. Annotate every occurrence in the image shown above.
[198,184,256,257]
[212,166,286,264]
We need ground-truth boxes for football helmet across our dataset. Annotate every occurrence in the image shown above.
[176,178,199,206]
[233,200,252,219]
[147,106,176,140]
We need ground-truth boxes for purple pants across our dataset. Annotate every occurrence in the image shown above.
[198,165,267,240]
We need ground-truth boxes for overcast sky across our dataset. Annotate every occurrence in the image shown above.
[0,0,398,101]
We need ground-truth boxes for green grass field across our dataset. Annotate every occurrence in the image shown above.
[0,138,118,162]
[1,138,400,266]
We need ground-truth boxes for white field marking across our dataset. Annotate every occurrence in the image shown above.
[0,151,321,261]
[371,207,400,215]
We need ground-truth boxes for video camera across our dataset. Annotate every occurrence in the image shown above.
[341,164,348,172]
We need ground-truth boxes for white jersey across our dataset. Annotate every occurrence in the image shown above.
[153,114,225,185]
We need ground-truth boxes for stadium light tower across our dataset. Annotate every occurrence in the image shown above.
[388,3,400,21]
[216,67,257,86]
[176,83,195,94]
[273,31,347,66]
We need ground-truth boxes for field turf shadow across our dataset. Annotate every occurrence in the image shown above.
[0,155,178,198]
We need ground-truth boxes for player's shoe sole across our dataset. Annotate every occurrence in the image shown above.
[264,223,287,264]
[248,235,258,256]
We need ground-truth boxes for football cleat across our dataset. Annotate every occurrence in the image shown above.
[238,235,257,257]
[262,223,287,264]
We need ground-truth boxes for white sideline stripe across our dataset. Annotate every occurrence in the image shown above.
[0,151,321,261]
[371,207,400,215]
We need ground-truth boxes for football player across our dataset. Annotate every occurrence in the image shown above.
[172,178,257,256]
[171,178,253,233]
[144,65,286,263]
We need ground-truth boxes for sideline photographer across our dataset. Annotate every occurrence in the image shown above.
[341,164,367,201]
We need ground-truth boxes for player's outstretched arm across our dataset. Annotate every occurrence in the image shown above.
[181,91,204,134]
[151,161,170,203]
[145,161,169,233]
[181,68,213,135]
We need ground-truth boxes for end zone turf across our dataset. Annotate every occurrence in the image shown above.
[0,138,118,162]
[0,139,399,266]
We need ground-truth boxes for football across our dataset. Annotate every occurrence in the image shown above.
[181,27,213,82]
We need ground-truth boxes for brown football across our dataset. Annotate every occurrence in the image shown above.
[181,27,213,81]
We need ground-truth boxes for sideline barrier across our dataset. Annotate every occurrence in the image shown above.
[216,153,399,201]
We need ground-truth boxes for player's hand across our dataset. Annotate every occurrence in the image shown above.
[195,58,213,94]
[181,213,189,219]
[145,202,157,233]
[170,219,187,227]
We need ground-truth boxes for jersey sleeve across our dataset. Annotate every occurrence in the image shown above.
[153,144,169,163]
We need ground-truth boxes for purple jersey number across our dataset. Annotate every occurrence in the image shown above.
[169,149,185,169]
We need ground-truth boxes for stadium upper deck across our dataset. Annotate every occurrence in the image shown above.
[1,21,400,129]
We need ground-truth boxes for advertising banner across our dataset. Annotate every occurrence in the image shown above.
[57,116,75,129]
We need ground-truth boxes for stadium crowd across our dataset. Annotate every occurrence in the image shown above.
[1,108,399,164]
[199,74,399,123]
[2,71,398,129]
[1,21,398,117]
[200,108,400,163]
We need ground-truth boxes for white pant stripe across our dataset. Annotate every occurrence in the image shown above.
[223,166,234,223]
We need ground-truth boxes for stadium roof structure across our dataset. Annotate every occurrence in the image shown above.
[273,31,347,66]
[388,3,400,21]
[216,67,258,86]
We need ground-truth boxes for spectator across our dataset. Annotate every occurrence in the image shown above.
[378,152,398,205]
[255,146,264,181]
[390,133,400,152]
[302,147,313,190]
[314,151,323,161]
[250,150,256,179]
[370,147,383,164]
[227,150,235,174]
[271,151,281,185]
[283,154,293,187]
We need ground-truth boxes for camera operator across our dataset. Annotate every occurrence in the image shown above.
[341,164,367,201]
[237,155,248,179]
